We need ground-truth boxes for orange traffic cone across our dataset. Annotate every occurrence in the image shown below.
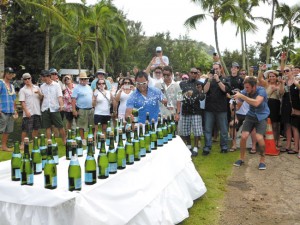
[265,118,280,156]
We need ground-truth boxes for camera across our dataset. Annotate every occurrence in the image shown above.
[210,68,215,75]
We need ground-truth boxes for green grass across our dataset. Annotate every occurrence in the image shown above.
[0,130,238,225]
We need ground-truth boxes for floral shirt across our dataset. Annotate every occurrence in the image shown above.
[63,84,76,112]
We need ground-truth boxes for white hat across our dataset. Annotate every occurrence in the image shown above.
[22,73,31,79]
[156,46,162,52]
[263,70,279,78]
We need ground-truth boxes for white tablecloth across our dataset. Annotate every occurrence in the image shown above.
[0,137,206,225]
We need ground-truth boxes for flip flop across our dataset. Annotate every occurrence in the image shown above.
[249,149,256,154]
[280,148,289,153]
[1,148,13,152]
[229,147,237,152]
[287,150,298,154]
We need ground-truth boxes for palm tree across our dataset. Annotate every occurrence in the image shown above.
[16,0,70,70]
[85,1,127,72]
[184,0,240,76]
[274,36,297,64]
[0,0,13,77]
[274,3,300,57]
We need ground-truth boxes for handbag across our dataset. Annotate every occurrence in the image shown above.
[99,90,114,114]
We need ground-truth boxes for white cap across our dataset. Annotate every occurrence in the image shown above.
[156,46,162,52]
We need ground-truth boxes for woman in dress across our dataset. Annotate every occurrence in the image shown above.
[62,75,76,130]
[258,68,284,148]
[280,66,299,154]
[114,77,135,120]
[92,79,115,137]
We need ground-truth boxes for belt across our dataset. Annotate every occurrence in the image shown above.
[78,108,92,110]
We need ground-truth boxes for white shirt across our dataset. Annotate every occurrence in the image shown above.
[118,90,133,119]
[94,89,111,116]
[19,84,41,117]
[40,81,63,112]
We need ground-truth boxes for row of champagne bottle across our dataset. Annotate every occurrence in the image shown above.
[11,115,177,191]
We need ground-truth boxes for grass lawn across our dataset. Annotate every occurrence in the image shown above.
[0,121,238,224]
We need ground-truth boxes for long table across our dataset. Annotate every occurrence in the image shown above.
[0,137,207,225]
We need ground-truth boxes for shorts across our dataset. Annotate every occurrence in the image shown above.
[42,110,64,129]
[291,115,300,131]
[76,108,94,132]
[0,113,14,133]
[181,114,202,136]
[22,115,42,134]
[236,114,246,131]
[64,111,74,122]
[242,115,267,135]
[94,114,111,125]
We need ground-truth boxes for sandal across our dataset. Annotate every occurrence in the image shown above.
[287,150,299,154]
[249,149,256,154]
[280,148,289,153]
[229,147,237,152]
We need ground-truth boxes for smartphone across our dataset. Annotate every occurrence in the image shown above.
[124,85,130,89]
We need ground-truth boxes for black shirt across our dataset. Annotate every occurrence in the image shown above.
[226,75,244,92]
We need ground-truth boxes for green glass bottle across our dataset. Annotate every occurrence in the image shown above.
[121,119,126,141]
[87,125,94,154]
[114,119,119,143]
[66,129,73,160]
[139,123,146,157]
[11,141,22,181]
[68,141,81,191]
[156,117,164,147]
[44,139,57,189]
[97,134,109,179]
[144,120,151,153]
[75,127,83,157]
[51,133,59,164]
[39,134,47,169]
[150,119,158,150]
[167,116,173,141]
[107,131,117,174]
[146,112,150,125]
[171,114,177,138]
[20,137,34,185]
[125,127,134,165]
[106,120,112,146]
[96,123,102,149]
[132,108,139,123]
[162,116,168,144]
[31,137,42,175]
[133,125,141,161]
[117,129,126,169]
[85,137,97,185]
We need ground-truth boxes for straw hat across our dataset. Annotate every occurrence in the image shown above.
[78,71,89,79]
[264,70,279,78]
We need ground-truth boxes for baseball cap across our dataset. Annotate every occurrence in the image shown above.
[156,46,162,52]
[22,73,31,79]
[41,70,50,77]
[4,67,15,73]
[49,68,58,74]
[96,68,106,75]
[232,62,239,68]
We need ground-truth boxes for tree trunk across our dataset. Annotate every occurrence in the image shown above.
[214,19,229,76]
[95,26,99,70]
[244,30,250,74]
[77,45,81,73]
[45,26,50,70]
[0,12,7,78]
[241,27,245,69]
[266,0,276,64]
[102,51,106,72]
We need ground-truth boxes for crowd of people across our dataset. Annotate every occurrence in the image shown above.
[1,46,300,170]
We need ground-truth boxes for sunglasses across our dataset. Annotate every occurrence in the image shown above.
[156,51,162,53]
[190,72,198,74]
[98,83,105,85]
[123,82,130,84]
[284,70,290,72]
[51,73,58,75]
[136,82,147,86]
[240,73,246,75]
[23,78,31,80]
[80,78,88,80]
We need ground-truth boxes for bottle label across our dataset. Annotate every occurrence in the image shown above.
[12,153,22,158]
[40,146,47,156]
[85,172,93,182]
[27,174,34,185]
[97,142,101,149]
[69,159,80,166]
[121,158,126,167]
[42,159,47,169]
[128,154,134,163]
[109,148,116,153]
[74,178,82,189]
[75,136,82,141]
[14,168,21,179]
[168,133,173,140]
[151,142,155,149]
[34,163,42,173]
[109,162,117,173]
[157,139,164,146]
[140,148,146,156]
[122,133,126,140]
[87,134,93,139]
[52,176,57,187]
[134,116,138,123]
[77,148,83,156]
[106,138,110,146]
[45,175,57,188]
[86,155,94,161]
[68,150,72,160]
[53,155,59,164]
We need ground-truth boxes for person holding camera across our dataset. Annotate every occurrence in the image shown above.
[202,62,231,155]
[179,68,205,157]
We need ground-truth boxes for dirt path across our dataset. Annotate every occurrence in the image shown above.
[219,151,300,225]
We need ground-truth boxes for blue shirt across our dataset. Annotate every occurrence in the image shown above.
[72,84,93,109]
[241,86,270,121]
[0,80,16,113]
[126,86,164,123]
[91,78,112,91]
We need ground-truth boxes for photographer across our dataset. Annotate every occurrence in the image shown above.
[202,62,231,155]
